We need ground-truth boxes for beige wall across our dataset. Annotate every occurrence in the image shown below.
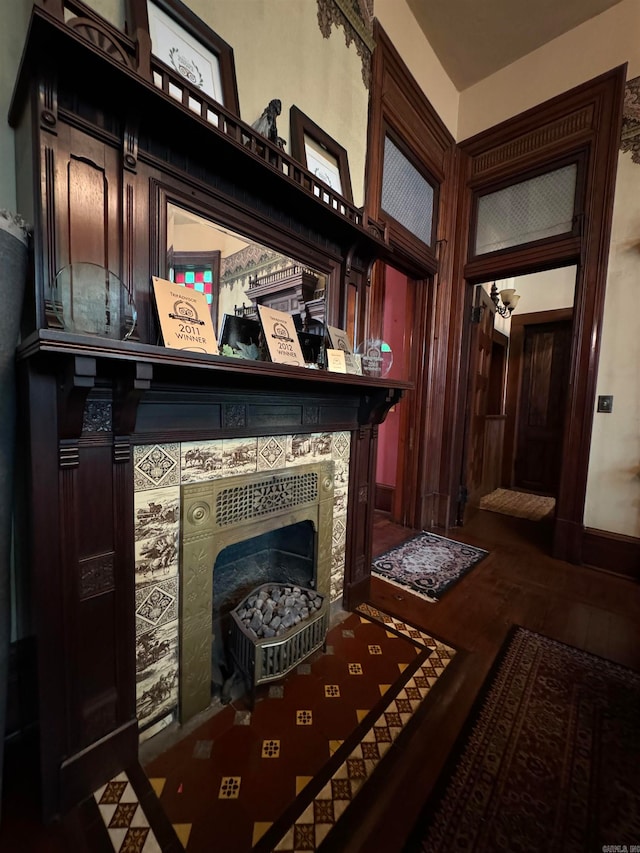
[584,146,640,536]
[188,0,370,207]
[458,0,640,140]
[486,267,576,336]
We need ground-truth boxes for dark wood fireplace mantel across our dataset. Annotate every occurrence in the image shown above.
[17,330,407,820]
[10,0,410,823]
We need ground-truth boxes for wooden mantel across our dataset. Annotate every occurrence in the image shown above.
[17,328,407,819]
[9,0,411,821]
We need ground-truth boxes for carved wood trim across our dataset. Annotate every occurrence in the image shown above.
[316,0,374,88]
[68,19,134,68]
[79,552,116,599]
[472,106,594,177]
[57,357,97,461]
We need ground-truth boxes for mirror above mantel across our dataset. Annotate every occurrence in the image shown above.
[166,204,327,362]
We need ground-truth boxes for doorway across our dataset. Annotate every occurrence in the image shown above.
[461,266,576,530]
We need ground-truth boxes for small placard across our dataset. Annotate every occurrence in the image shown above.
[326,324,353,353]
[152,277,219,354]
[344,352,363,375]
[326,348,347,373]
[258,304,306,366]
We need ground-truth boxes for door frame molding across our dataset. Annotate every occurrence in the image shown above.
[444,65,626,562]
[503,307,574,490]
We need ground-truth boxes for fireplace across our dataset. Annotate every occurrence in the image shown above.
[134,435,346,735]
[180,460,334,721]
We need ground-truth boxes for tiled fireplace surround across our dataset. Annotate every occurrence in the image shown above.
[133,431,351,736]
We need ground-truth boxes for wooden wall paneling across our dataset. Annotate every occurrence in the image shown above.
[582,528,640,580]
[343,427,375,610]
[21,367,66,819]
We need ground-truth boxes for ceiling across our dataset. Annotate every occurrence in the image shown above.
[406,0,625,89]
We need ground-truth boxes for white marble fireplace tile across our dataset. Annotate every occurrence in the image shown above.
[180,439,224,483]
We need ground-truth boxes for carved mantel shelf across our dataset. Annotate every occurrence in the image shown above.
[18,329,409,443]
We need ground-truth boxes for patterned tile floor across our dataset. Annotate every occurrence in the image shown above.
[94,606,455,851]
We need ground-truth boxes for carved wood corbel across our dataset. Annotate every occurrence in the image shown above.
[113,361,153,463]
[358,387,403,425]
[57,356,97,467]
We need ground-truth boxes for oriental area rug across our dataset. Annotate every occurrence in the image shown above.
[479,487,555,521]
[371,532,489,603]
[406,627,640,853]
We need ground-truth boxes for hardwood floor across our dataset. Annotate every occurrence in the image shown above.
[322,509,640,852]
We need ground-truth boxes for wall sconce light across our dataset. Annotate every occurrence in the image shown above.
[490,283,520,318]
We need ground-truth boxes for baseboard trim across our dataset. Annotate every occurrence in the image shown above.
[582,527,640,580]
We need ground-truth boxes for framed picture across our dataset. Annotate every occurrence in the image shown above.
[290,106,353,202]
[127,0,240,115]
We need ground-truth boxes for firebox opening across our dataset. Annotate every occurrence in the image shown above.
[211,519,316,702]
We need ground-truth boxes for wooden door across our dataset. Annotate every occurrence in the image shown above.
[461,287,496,519]
[513,319,572,494]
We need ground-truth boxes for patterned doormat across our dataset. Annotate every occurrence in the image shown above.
[479,488,555,521]
[406,627,640,852]
[371,533,489,603]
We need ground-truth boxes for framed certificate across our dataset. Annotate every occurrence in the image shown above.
[290,106,353,202]
[126,0,240,114]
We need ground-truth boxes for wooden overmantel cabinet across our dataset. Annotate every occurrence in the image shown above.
[9,1,409,820]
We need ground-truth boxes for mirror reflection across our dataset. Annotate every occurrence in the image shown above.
[166,204,327,361]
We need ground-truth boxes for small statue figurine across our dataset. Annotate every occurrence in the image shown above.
[252,98,286,149]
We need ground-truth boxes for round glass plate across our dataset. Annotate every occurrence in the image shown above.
[52,262,137,340]
[354,339,393,378]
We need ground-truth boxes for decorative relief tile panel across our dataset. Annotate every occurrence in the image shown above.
[181,440,224,483]
[82,400,113,433]
[134,444,179,491]
[134,487,180,585]
[79,552,115,599]
[303,405,320,425]
[222,403,247,428]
